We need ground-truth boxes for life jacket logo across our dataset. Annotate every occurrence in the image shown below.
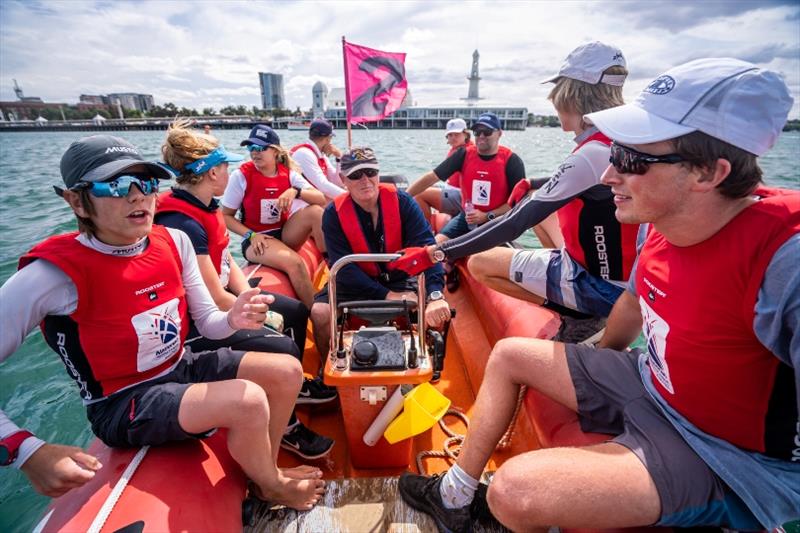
[472,179,491,207]
[645,75,675,95]
[260,199,281,224]
[612,52,623,61]
[131,298,182,372]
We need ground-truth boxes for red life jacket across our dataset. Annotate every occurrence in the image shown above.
[557,131,638,281]
[636,187,800,452]
[291,143,329,180]
[19,226,189,399]
[445,140,472,187]
[334,183,403,277]
[157,190,231,287]
[239,160,291,232]
[460,144,511,212]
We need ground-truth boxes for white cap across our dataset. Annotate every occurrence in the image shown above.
[584,58,794,156]
[445,118,468,135]
[541,41,627,86]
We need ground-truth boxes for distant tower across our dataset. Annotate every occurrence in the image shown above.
[259,72,285,110]
[462,50,484,104]
[312,81,328,117]
[13,79,24,100]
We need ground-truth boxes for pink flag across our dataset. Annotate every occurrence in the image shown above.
[343,39,407,123]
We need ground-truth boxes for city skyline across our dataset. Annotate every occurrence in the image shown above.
[1,0,798,117]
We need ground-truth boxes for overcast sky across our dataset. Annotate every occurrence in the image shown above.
[1,0,798,117]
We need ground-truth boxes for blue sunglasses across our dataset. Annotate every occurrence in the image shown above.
[246,144,271,153]
[79,175,160,197]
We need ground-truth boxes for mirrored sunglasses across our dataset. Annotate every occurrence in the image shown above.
[247,144,268,153]
[79,175,160,197]
[609,142,685,175]
[346,168,379,180]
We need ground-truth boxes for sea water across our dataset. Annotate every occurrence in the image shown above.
[0,128,798,531]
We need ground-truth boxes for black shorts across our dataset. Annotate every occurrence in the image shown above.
[241,228,283,257]
[566,344,760,529]
[86,346,245,448]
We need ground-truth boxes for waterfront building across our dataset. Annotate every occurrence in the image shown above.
[312,81,328,117]
[107,93,154,113]
[259,72,285,110]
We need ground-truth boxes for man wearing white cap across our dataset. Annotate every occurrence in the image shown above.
[398,58,798,532]
[412,118,472,219]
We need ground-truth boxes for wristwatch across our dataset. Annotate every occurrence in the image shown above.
[432,247,446,263]
[427,290,444,302]
[293,186,303,198]
[0,430,34,466]
[487,211,496,221]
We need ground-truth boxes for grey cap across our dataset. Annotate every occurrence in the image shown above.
[339,146,379,177]
[59,135,172,189]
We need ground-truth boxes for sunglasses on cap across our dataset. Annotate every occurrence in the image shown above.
[73,175,160,197]
[609,142,685,175]
[346,168,379,180]
[473,128,495,137]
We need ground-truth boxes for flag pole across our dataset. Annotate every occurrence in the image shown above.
[342,36,353,149]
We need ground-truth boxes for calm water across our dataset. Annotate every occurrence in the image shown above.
[1,128,798,531]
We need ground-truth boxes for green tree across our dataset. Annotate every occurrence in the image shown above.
[202,107,216,116]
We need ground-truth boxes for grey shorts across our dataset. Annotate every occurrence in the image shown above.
[440,185,462,216]
[87,346,245,448]
[566,344,760,529]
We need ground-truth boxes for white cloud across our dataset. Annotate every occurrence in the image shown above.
[0,0,797,118]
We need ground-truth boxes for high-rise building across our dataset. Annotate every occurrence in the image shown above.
[107,93,154,112]
[259,72,285,110]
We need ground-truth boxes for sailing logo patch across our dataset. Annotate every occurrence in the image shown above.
[645,75,675,95]
[131,298,182,372]
[260,199,281,224]
[639,297,673,393]
[472,179,491,207]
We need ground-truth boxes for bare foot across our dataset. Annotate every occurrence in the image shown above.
[255,476,326,511]
[280,465,322,479]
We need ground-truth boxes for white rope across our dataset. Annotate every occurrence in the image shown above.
[87,445,150,533]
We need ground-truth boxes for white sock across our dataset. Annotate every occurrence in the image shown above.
[438,464,479,509]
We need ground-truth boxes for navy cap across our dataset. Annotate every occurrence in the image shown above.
[472,112,502,131]
[241,124,280,147]
[309,118,334,137]
[59,135,172,190]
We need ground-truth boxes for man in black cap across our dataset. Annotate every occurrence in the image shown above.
[406,112,526,242]
[291,119,346,202]
[0,135,325,510]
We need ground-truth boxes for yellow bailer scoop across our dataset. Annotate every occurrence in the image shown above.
[384,383,451,444]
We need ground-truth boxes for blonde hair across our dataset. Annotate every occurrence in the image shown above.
[548,65,627,119]
[264,143,302,174]
[162,119,220,185]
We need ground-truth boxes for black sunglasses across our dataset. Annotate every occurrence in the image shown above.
[609,142,685,175]
[346,168,379,180]
[473,128,495,137]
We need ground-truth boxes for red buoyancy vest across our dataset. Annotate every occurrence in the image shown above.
[460,144,512,212]
[334,184,403,277]
[636,187,800,452]
[239,160,291,232]
[558,131,638,281]
[157,191,231,287]
[19,226,189,398]
[291,143,329,179]
[445,140,472,187]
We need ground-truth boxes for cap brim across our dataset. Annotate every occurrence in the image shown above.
[220,150,244,163]
[584,104,696,145]
[82,159,173,183]
[540,74,560,84]
[341,162,379,177]
[240,138,272,147]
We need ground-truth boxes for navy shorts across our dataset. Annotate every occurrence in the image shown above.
[439,211,477,239]
[241,228,283,258]
[86,346,245,448]
[566,344,761,529]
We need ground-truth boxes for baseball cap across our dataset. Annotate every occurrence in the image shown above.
[309,118,334,137]
[59,135,172,190]
[541,41,627,86]
[472,112,502,131]
[445,118,468,135]
[584,58,794,156]
[241,124,280,147]
[339,146,379,177]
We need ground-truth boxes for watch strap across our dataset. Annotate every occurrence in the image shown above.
[1,430,35,466]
